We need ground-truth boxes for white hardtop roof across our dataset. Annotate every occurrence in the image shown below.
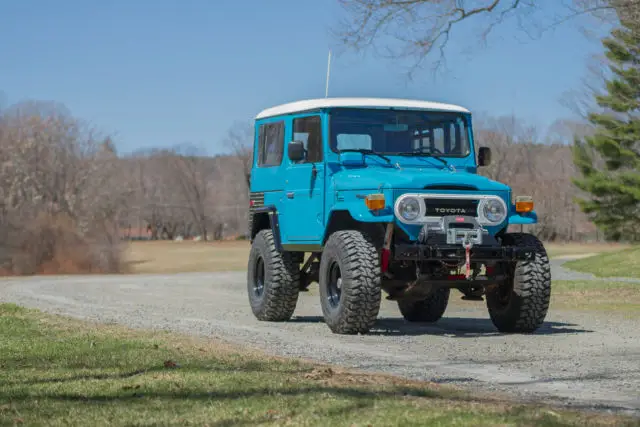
[255,97,470,119]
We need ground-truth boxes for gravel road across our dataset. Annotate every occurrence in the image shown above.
[1,258,639,416]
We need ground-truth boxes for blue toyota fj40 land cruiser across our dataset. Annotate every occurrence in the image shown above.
[246,98,550,335]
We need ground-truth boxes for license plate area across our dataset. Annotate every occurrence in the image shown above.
[443,215,484,246]
[446,228,483,245]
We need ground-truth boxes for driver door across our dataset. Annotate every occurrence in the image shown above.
[282,114,325,242]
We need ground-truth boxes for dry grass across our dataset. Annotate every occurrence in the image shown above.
[123,239,629,275]
[123,240,250,274]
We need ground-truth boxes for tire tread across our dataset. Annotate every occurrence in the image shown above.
[487,232,551,333]
[320,230,382,334]
[248,229,300,321]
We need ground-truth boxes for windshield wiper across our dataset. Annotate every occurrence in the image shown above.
[338,148,392,165]
[395,151,450,167]
[396,152,457,171]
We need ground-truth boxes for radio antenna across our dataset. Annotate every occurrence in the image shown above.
[325,49,332,98]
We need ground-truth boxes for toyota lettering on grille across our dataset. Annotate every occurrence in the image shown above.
[423,198,478,216]
[434,207,469,214]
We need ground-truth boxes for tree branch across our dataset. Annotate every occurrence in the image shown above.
[334,0,631,76]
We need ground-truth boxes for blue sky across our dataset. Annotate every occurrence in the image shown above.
[1,0,610,155]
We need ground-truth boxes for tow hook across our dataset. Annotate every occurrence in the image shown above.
[463,238,473,279]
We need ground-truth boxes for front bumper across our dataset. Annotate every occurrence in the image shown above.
[393,243,535,262]
[394,215,536,262]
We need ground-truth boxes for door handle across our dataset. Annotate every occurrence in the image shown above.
[287,192,294,199]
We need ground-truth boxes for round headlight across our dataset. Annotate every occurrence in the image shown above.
[481,199,506,224]
[398,197,421,221]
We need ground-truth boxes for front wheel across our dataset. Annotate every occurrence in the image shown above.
[247,229,300,321]
[319,230,382,334]
[485,233,551,333]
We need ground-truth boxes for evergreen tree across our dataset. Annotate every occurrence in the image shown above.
[572,17,640,242]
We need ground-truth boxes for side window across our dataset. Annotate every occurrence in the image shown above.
[433,127,445,153]
[252,126,259,166]
[292,116,322,163]
[258,121,284,167]
[452,122,461,153]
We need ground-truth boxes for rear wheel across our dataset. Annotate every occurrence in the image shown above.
[319,230,382,334]
[397,287,450,322]
[485,233,551,333]
[247,229,300,321]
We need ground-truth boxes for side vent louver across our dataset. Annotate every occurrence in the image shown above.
[248,192,265,237]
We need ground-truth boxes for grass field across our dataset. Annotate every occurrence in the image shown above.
[1,303,637,427]
[543,242,630,259]
[123,240,629,274]
[550,280,640,316]
[124,240,250,274]
[563,246,640,279]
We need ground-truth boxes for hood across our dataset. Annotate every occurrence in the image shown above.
[332,167,510,192]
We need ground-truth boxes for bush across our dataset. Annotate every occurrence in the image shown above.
[0,214,127,276]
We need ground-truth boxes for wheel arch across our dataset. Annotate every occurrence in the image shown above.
[323,209,387,248]
[250,206,283,252]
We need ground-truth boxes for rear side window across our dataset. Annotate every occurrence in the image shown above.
[258,121,284,167]
[292,115,322,163]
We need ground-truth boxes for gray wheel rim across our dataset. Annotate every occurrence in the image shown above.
[253,256,265,297]
[327,261,342,308]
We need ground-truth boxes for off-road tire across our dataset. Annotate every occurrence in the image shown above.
[485,233,551,333]
[397,288,450,322]
[247,229,300,321]
[319,230,382,334]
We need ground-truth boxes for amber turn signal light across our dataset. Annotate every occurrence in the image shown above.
[515,196,534,213]
[365,193,385,210]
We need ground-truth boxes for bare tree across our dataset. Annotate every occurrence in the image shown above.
[545,118,594,144]
[208,152,251,238]
[138,150,184,238]
[0,99,129,274]
[120,143,250,242]
[334,0,637,74]
[223,120,254,189]
[121,148,198,240]
[162,144,216,241]
[473,112,599,241]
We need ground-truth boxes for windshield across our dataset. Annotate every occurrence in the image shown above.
[329,108,471,157]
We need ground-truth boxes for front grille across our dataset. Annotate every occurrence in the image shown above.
[423,198,478,217]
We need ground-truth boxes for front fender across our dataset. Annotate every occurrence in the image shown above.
[508,210,538,225]
[329,202,395,223]
[330,189,395,223]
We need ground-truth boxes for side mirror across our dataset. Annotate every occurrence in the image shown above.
[288,140,305,162]
[478,146,492,166]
